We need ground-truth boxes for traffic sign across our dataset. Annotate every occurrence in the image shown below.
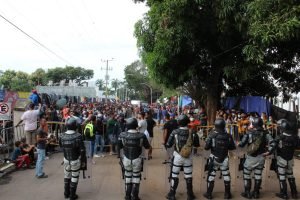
[0,102,11,120]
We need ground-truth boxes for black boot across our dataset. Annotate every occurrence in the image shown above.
[241,179,252,199]
[131,183,141,200]
[125,183,133,200]
[186,178,196,200]
[70,181,79,200]
[276,180,289,199]
[203,181,214,199]
[166,178,179,200]
[252,179,262,199]
[64,178,71,199]
[288,178,298,199]
[224,181,232,199]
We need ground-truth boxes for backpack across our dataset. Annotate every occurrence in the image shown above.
[247,131,265,155]
[179,130,193,158]
[84,122,94,138]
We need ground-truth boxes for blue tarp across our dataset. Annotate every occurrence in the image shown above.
[181,95,193,107]
[224,96,271,116]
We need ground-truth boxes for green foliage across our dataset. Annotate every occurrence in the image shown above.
[46,67,66,84]
[46,66,94,85]
[124,60,163,102]
[134,0,300,102]
[0,66,94,91]
[0,70,33,91]
[95,79,105,90]
[111,79,120,93]
[31,68,48,86]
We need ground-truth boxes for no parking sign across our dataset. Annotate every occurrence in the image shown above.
[0,102,11,120]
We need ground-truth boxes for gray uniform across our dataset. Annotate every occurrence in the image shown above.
[204,130,236,199]
[59,130,86,200]
[118,130,150,200]
[274,132,300,199]
[238,128,274,199]
[165,127,200,200]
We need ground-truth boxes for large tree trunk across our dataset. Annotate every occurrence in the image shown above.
[206,88,219,126]
[205,66,222,126]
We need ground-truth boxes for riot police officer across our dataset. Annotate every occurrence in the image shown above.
[118,118,151,200]
[165,114,200,200]
[274,119,299,199]
[203,118,236,199]
[238,117,275,199]
[59,117,86,200]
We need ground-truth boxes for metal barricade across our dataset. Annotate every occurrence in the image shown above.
[0,125,16,159]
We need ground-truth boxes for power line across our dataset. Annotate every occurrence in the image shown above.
[0,12,73,65]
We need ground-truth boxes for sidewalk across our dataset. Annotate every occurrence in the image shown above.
[0,127,299,200]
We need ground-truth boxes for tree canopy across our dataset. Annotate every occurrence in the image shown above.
[124,60,163,102]
[47,66,93,86]
[0,70,33,91]
[134,0,300,124]
[0,66,94,92]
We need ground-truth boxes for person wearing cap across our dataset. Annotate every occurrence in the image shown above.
[28,89,40,108]
[273,119,300,199]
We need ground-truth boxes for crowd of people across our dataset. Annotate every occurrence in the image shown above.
[4,93,300,200]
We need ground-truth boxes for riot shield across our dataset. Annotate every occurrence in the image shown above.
[232,146,247,194]
[80,141,93,192]
[264,155,279,193]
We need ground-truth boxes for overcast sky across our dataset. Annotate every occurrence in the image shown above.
[0,0,148,83]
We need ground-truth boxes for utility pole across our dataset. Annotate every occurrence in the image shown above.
[101,58,114,103]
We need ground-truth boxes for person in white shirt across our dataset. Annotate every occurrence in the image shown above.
[138,112,147,134]
[16,103,41,145]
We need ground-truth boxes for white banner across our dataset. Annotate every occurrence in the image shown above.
[37,86,97,98]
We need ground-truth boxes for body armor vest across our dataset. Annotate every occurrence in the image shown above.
[173,129,189,153]
[247,129,267,156]
[119,132,147,160]
[277,134,298,161]
[211,131,232,162]
[60,132,83,161]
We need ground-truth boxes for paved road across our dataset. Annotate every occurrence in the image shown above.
[0,126,299,200]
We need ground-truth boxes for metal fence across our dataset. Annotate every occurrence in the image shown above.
[0,121,68,160]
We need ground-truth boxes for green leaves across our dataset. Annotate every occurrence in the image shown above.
[46,66,94,85]
[134,0,300,102]
[0,70,33,91]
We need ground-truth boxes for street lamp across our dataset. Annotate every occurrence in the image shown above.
[141,83,152,105]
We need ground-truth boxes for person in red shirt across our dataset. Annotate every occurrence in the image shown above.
[62,105,70,122]
[188,113,200,155]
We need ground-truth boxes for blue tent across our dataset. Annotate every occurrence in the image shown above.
[224,96,271,116]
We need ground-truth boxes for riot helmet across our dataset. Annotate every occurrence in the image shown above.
[66,117,79,131]
[252,117,263,129]
[277,119,292,133]
[126,118,138,130]
[177,115,190,127]
[214,118,226,132]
